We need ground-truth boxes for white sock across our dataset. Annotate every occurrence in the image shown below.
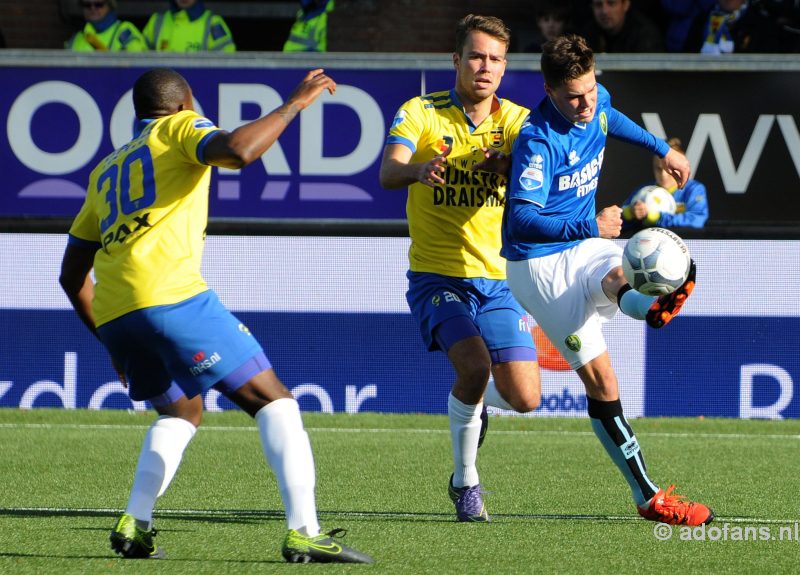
[126,416,196,525]
[483,377,515,411]
[448,393,481,488]
[256,398,320,536]
[619,288,656,320]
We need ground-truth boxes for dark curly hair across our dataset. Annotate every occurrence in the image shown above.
[541,34,595,87]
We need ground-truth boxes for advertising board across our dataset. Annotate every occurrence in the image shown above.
[3,58,799,227]
[2,235,797,419]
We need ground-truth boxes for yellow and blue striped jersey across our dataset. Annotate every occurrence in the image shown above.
[68,110,221,326]
[386,89,529,279]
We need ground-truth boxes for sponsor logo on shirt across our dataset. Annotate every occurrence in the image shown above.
[519,153,544,191]
[558,148,605,197]
[102,212,152,249]
[390,109,406,129]
[193,118,215,129]
[568,150,580,166]
[432,164,505,207]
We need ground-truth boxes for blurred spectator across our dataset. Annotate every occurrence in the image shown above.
[524,2,572,52]
[661,0,716,51]
[761,0,800,51]
[684,0,783,53]
[65,0,147,51]
[283,0,334,52]
[568,0,596,31]
[622,137,709,231]
[580,0,665,52]
[143,0,235,52]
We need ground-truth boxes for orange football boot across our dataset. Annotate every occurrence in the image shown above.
[638,484,714,526]
[646,259,696,328]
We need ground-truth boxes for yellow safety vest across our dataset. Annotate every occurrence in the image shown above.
[143,9,235,52]
[283,0,334,52]
[66,20,147,52]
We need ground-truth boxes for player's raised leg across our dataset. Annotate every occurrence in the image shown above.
[646,259,697,328]
[616,259,697,328]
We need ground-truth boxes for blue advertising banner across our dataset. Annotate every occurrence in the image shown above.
[644,317,800,418]
[0,64,545,221]
[0,309,453,414]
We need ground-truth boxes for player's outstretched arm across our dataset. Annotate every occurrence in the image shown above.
[204,69,336,169]
[663,148,691,189]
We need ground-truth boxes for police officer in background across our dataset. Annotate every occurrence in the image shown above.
[283,0,334,52]
[66,0,147,52]
[143,0,235,52]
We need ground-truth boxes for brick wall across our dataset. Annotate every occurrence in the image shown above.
[0,0,75,49]
[329,0,539,53]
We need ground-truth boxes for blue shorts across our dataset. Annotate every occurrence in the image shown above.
[406,271,536,356]
[97,290,270,402]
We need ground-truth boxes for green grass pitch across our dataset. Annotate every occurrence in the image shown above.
[2,408,800,574]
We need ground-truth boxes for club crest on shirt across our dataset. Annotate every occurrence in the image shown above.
[599,112,608,135]
[436,135,453,153]
[490,127,504,148]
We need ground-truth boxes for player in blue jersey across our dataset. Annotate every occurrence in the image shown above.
[501,34,714,526]
[59,68,373,563]
[622,136,709,231]
[379,14,542,523]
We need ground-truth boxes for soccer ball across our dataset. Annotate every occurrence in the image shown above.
[622,227,691,296]
[630,185,676,215]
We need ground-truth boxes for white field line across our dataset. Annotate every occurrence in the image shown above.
[0,505,794,525]
[1,422,800,441]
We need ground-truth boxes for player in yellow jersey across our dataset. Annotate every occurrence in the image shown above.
[379,14,542,523]
[143,0,235,52]
[59,68,372,564]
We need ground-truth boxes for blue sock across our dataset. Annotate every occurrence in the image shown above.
[617,285,656,321]
[588,397,658,506]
